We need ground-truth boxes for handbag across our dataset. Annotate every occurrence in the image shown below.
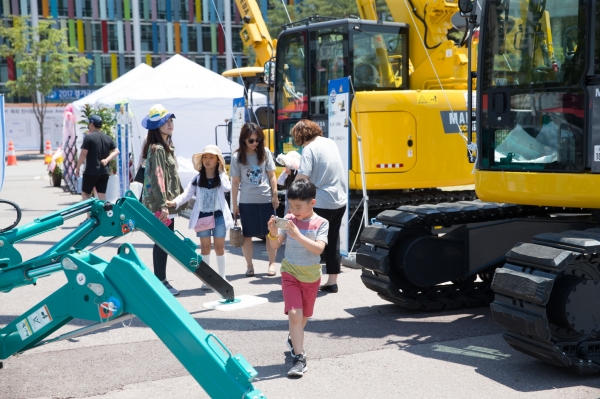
[229,215,243,247]
[194,212,215,232]
[134,165,145,183]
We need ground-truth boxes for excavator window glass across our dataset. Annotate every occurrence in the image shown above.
[275,32,308,122]
[479,0,587,171]
[310,27,348,115]
[350,24,407,91]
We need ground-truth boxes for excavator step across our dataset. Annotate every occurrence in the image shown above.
[505,242,575,272]
[491,265,556,306]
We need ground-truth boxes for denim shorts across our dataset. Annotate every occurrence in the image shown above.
[196,213,227,238]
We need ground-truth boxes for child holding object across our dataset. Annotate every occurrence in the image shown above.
[266,179,329,378]
[166,145,233,289]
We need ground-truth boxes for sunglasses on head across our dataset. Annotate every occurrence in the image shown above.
[246,138,262,144]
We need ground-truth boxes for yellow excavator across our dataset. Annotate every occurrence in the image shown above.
[225,0,480,233]
[360,0,600,374]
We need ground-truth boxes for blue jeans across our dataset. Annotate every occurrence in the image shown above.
[196,212,226,238]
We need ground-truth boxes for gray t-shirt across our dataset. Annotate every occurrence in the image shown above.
[298,136,348,209]
[230,148,276,204]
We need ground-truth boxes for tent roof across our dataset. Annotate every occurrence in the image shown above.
[72,63,153,109]
[99,54,251,103]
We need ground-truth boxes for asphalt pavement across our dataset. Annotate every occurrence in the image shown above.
[1,153,599,398]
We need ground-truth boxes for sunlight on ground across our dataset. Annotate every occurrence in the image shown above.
[433,345,512,360]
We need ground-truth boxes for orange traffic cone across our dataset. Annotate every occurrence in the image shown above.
[44,140,52,165]
[6,141,17,166]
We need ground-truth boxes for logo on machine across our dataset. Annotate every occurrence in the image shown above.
[330,89,337,104]
[440,111,476,134]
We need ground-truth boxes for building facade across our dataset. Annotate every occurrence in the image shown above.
[0,0,268,103]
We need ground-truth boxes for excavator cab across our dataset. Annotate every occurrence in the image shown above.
[477,0,592,206]
[274,18,408,154]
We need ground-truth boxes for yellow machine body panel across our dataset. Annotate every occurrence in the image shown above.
[476,171,600,208]
[349,90,475,190]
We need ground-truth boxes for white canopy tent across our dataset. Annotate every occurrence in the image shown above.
[70,63,154,145]
[97,54,265,187]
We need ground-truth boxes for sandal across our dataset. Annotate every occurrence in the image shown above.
[245,269,255,277]
[267,265,277,276]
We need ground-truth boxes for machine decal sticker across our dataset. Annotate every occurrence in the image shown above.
[377,164,404,168]
[594,145,600,162]
[27,305,53,334]
[16,319,32,340]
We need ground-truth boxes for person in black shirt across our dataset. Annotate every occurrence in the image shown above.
[75,115,120,201]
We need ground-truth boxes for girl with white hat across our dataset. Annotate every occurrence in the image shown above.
[166,145,233,288]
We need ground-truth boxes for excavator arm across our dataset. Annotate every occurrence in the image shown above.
[0,193,264,398]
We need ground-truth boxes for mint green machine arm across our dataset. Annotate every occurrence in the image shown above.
[0,192,232,301]
[0,243,266,398]
[0,193,266,398]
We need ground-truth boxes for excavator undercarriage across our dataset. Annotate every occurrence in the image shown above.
[358,202,598,312]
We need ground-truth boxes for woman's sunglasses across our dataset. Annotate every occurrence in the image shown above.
[246,138,262,144]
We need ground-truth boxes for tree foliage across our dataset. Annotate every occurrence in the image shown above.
[0,16,92,153]
[266,0,391,38]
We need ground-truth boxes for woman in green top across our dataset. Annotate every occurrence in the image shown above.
[141,104,183,296]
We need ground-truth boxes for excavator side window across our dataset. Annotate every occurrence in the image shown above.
[275,32,308,121]
[350,25,407,91]
[309,28,348,116]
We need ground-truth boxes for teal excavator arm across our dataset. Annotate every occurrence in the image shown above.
[0,192,266,399]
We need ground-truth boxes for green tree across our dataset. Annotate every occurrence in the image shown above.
[0,16,92,153]
[266,0,391,38]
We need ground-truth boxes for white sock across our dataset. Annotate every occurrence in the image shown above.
[216,255,227,281]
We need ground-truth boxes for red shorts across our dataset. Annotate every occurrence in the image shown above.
[281,272,320,317]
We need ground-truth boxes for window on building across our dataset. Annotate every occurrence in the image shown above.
[0,58,7,84]
[232,27,243,53]
[57,0,68,16]
[101,56,112,83]
[157,1,166,19]
[124,56,135,74]
[140,24,153,52]
[202,27,212,54]
[92,23,102,52]
[217,57,227,74]
[107,23,118,52]
[82,0,92,17]
[188,25,198,53]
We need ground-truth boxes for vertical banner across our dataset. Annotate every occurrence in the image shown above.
[115,102,131,198]
[231,97,245,153]
[327,77,350,256]
[0,95,5,192]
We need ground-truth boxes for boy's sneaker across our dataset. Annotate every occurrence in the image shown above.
[287,334,296,357]
[287,354,307,377]
[162,280,179,296]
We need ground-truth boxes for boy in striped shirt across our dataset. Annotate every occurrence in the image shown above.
[267,179,329,378]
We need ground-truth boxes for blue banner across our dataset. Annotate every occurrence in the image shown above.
[327,77,350,256]
[46,89,94,101]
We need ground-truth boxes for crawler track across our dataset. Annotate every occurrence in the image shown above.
[490,229,600,374]
[357,200,593,311]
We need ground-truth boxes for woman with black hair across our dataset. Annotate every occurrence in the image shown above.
[230,122,279,277]
[141,104,183,296]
